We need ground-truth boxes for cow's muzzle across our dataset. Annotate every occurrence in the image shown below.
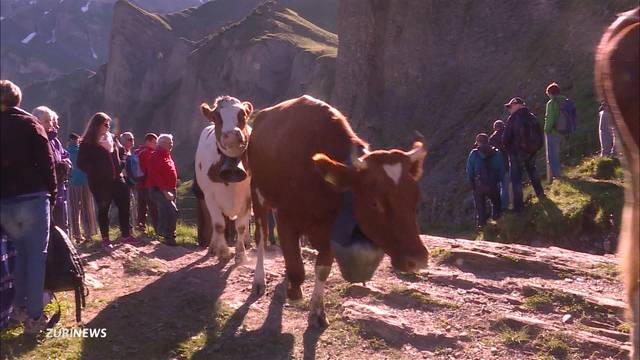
[219,153,247,183]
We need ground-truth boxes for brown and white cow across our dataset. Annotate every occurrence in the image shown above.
[248,95,429,327]
[196,96,253,263]
[595,8,639,358]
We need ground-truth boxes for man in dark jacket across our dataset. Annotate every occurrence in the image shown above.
[466,133,505,228]
[502,97,545,213]
[0,80,57,334]
[489,120,510,210]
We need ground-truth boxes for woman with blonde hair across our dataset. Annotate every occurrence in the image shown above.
[77,112,136,249]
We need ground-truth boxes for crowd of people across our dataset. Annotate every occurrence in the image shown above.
[0,80,178,333]
[466,82,618,229]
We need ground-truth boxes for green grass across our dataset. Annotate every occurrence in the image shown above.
[122,256,161,275]
[523,289,610,318]
[593,263,620,280]
[536,332,572,359]
[575,156,623,180]
[498,326,531,347]
[617,322,631,334]
[430,247,453,264]
[479,156,624,250]
[387,285,459,309]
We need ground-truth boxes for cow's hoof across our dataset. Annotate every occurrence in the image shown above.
[287,286,303,301]
[308,310,329,328]
[216,246,232,262]
[235,252,248,265]
[252,281,266,297]
[207,246,216,257]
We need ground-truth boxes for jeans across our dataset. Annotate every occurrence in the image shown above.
[136,188,158,230]
[500,173,511,210]
[90,180,131,239]
[149,188,178,241]
[0,193,50,319]
[545,133,561,178]
[510,153,545,212]
[473,186,501,227]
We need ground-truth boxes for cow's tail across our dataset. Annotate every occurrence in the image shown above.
[250,185,270,248]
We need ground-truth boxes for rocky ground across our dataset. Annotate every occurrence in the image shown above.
[0,235,631,359]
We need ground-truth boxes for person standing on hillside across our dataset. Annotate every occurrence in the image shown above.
[77,112,137,249]
[467,133,505,228]
[598,100,617,158]
[1,80,57,333]
[136,133,158,233]
[32,106,72,234]
[147,134,178,246]
[67,133,97,243]
[502,97,545,213]
[120,132,138,227]
[489,119,510,211]
[543,82,566,180]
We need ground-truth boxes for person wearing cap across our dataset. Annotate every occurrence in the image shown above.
[489,119,510,210]
[466,133,505,228]
[543,82,565,180]
[67,133,97,242]
[502,97,545,213]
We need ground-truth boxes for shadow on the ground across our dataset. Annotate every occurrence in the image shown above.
[191,281,295,360]
[78,255,229,359]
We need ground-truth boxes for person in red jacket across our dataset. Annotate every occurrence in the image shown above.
[135,133,158,233]
[147,134,178,246]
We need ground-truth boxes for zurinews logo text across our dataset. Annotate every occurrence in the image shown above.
[46,328,108,338]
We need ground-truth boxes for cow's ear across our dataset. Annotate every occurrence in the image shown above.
[312,153,355,191]
[406,141,427,180]
[201,103,215,122]
[242,101,254,117]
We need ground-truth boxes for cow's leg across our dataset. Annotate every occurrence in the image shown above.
[277,215,304,301]
[234,209,250,265]
[252,210,268,296]
[205,195,231,261]
[307,226,333,328]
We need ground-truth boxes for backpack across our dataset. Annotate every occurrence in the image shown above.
[44,225,87,323]
[555,98,577,135]
[474,152,495,194]
[518,112,544,157]
[125,153,145,185]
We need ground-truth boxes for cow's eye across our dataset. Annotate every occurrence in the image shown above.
[372,199,384,213]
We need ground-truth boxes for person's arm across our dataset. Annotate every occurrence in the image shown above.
[31,121,57,199]
[544,100,556,134]
[502,120,512,150]
[466,151,475,188]
[159,156,177,201]
[77,143,95,176]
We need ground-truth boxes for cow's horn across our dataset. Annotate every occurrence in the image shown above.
[351,144,368,170]
[406,141,427,161]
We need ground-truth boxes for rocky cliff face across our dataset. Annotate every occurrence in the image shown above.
[0,0,113,86]
[1,0,337,86]
[333,0,636,229]
[22,0,338,175]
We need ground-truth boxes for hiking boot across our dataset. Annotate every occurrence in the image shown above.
[102,237,113,250]
[9,306,28,324]
[24,315,49,334]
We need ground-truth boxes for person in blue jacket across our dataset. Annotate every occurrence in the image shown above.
[466,133,506,228]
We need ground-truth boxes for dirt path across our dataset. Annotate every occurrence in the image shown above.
[1,235,631,359]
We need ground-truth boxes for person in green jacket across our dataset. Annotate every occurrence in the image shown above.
[544,82,564,179]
